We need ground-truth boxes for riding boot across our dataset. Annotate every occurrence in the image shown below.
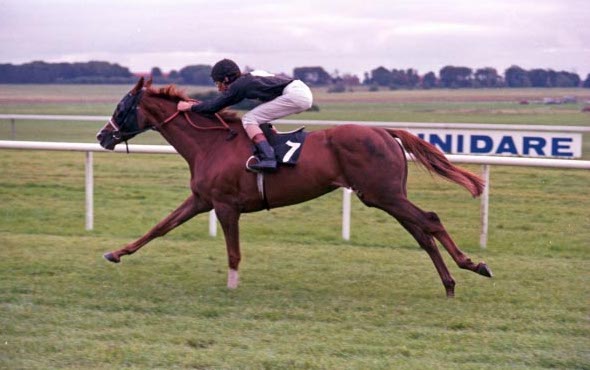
[250,139,278,172]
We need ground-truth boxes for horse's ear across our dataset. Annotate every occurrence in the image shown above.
[145,77,153,88]
[132,77,145,93]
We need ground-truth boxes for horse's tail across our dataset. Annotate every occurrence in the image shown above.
[385,129,485,197]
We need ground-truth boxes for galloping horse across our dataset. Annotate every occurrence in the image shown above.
[97,77,492,297]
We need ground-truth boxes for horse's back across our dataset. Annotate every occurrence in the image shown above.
[325,124,406,170]
[264,125,407,207]
[263,128,343,207]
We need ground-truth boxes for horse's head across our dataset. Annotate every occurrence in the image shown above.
[97,77,153,150]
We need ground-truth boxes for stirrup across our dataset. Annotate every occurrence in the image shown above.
[246,156,277,172]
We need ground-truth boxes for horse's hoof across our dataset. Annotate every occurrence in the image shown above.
[103,252,120,263]
[477,263,493,278]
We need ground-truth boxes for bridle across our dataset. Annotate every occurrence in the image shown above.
[108,89,150,140]
[109,94,237,152]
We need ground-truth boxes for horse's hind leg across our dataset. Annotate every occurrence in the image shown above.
[398,198,491,275]
[371,195,492,295]
[429,217,493,278]
[397,221,456,297]
[103,193,211,263]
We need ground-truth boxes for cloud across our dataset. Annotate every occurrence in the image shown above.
[1,0,588,77]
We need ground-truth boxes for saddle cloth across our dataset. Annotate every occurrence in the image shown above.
[259,123,307,165]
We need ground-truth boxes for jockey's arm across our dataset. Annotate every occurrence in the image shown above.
[177,81,246,113]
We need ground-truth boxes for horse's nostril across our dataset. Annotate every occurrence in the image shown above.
[96,129,107,141]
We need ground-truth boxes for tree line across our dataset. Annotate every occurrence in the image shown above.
[1,60,589,88]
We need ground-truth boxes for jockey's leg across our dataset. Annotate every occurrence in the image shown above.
[243,124,277,172]
[242,81,312,172]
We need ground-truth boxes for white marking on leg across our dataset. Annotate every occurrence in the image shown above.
[227,269,239,289]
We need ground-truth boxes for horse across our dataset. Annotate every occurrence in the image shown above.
[96,77,492,297]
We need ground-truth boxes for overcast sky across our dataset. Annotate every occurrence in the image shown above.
[1,0,589,78]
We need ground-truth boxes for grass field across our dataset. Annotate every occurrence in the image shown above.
[0,85,589,369]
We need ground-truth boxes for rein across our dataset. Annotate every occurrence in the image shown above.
[161,109,237,141]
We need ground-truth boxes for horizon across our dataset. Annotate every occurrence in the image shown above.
[1,0,589,78]
[3,59,587,80]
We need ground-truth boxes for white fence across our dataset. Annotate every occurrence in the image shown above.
[1,114,589,248]
[3,113,590,132]
[1,140,589,249]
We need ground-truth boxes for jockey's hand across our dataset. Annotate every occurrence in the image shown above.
[177,101,195,112]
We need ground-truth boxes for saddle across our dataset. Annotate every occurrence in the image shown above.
[247,123,308,209]
[252,123,308,166]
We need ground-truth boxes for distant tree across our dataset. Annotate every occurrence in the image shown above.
[551,70,580,87]
[406,68,421,88]
[0,64,17,83]
[179,64,213,85]
[389,68,419,89]
[440,66,472,88]
[583,74,590,88]
[151,67,163,78]
[504,65,531,87]
[528,69,550,87]
[370,66,392,86]
[0,60,133,83]
[150,67,169,83]
[474,67,501,87]
[421,71,437,89]
[389,69,406,88]
[293,66,331,85]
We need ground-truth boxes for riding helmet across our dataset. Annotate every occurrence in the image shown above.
[211,59,241,83]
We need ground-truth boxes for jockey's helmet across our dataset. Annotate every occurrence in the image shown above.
[211,59,241,83]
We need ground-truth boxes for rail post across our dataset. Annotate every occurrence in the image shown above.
[342,188,352,240]
[85,151,94,231]
[209,210,217,237]
[480,164,490,248]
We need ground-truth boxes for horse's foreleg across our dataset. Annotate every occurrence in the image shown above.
[103,193,211,263]
[213,203,241,289]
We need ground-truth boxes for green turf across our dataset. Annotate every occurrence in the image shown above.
[0,85,589,369]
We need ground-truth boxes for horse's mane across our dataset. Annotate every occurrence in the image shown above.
[146,84,190,101]
[145,84,242,125]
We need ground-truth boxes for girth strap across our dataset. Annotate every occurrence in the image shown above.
[256,172,270,210]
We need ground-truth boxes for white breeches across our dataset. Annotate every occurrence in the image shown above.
[242,80,313,139]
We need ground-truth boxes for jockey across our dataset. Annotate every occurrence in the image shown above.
[177,59,313,172]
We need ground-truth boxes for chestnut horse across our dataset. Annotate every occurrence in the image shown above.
[97,77,492,297]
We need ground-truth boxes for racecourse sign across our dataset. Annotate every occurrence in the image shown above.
[412,130,582,158]
[1,114,586,158]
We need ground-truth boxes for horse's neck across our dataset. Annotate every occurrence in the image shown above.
[144,95,244,166]
[158,113,235,165]
[158,122,208,162]
[139,97,200,162]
